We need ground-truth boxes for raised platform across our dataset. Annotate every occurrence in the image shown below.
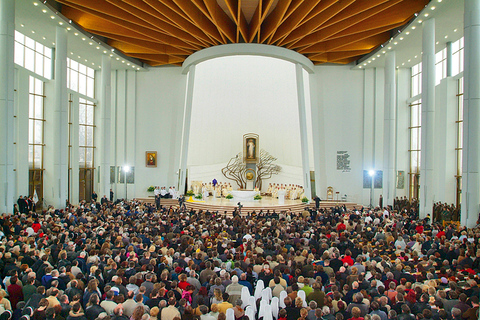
[135,196,360,215]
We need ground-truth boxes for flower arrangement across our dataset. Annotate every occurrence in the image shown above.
[185,190,195,197]
[254,194,262,200]
[301,196,309,203]
[226,194,233,199]
[195,194,203,200]
[147,186,155,192]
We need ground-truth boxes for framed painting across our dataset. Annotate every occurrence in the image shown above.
[146,151,157,167]
[243,133,259,163]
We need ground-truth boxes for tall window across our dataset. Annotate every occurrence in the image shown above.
[67,58,95,98]
[452,37,464,77]
[14,31,52,79]
[456,78,464,207]
[409,99,422,200]
[79,98,95,168]
[411,62,422,97]
[28,76,45,208]
[435,48,447,85]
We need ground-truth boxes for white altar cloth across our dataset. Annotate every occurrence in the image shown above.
[231,190,259,201]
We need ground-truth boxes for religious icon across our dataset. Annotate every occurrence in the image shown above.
[246,138,256,160]
[146,151,157,167]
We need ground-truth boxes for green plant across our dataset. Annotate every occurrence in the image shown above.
[195,193,203,200]
[254,194,262,200]
[301,196,309,203]
[185,190,195,197]
[147,186,155,192]
[226,194,233,199]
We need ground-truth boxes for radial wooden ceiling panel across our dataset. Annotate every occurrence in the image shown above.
[55,0,430,66]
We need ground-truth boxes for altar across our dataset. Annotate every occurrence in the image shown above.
[231,190,259,201]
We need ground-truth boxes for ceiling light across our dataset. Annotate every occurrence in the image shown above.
[418,20,423,23]
[42,9,46,13]
[50,16,55,19]
[70,52,73,55]
[116,57,119,60]
[89,42,93,45]
[85,59,88,62]
[372,58,376,61]
[363,63,367,66]
[109,54,113,57]
[382,51,386,54]
[431,6,436,10]
[67,27,71,30]
[96,46,100,49]
[137,68,140,70]
[20,24,24,27]
[377,54,380,57]
[394,42,398,45]
[59,22,63,25]
[99,66,101,69]
[399,37,404,40]
[412,26,416,30]
[408,59,411,62]
[111,49,115,52]
[122,60,125,63]
[388,46,392,50]
[92,63,94,65]
[52,42,55,45]
[127,63,130,66]
[424,13,429,17]
[406,32,410,35]
[415,55,418,58]
[445,35,448,39]
[69,20,72,23]
[42,36,46,40]
[103,50,107,54]
[402,63,405,66]
[31,30,35,33]
[436,41,439,44]
[396,66,399,69]
[437,0,442,2]
[78,55,80,58]
[368,61,371,64]
[33,2,38,5]
[82,37,86,41]
[74,32,78,36]
[454,29,458,32]
[132,65,135,68]
[414,13,418,17]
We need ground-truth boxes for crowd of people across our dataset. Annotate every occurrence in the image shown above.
[0,197,478,320]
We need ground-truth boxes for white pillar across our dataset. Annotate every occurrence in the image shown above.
[383,51,396,207]
[462,0,480,227]
[178,65,196,195]
[52,26,69,208]
[309,73,326,199]
[15,69,29,198]
[98,55,112,197]
[0,0,15,214]
[295,63,312,200]
[420,18,436,219]
[446,42,453,77]
[70,95,79,205]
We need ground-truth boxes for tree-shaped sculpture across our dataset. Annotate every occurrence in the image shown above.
[255,149,281,190]
[221,153,247,189]
[221,150,281,190]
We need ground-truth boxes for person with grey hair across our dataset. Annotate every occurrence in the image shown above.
[451,308,462,320]
[322,306,335,320]
[346,292,369,317]
[307,301,317,320]
[233,299,244,319]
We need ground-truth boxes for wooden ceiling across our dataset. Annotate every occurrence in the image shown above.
[54,0,430,67]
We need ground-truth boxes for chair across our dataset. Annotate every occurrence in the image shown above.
[241,287,251,309]
[270,297,279,319]
[245,306,256,320]
[297,290,307,307]
[327,186,334,200]
[279,291,287,308]
[254,280,265,300]
[226,309,235,320]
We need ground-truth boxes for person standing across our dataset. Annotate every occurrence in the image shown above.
[91,191,98,203]
[109,189,114,202]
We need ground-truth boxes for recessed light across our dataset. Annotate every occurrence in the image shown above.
[92,63,94,65]
[406,32,410,35]
[89,42,93,45]
[82,37,86,41]
[368,61,371,64]
[70,52,73,55]
[438,0,442,2]
[132,65,135,68]
[372,58,376,61]
[96,46,100,49]
[50,16,55,19]
[20,24,24,27]
[399,37,404,40]
[103,50,107,54]
[454,29,458,32]
[394,42,398,45]
[78,56,80,58]
[59,22,63,25]
[85,59,88,62]
[363,63,367,66]
[402,63,405,66]
[445,35,448,39]
[424,13,429,17]
[436,41,439,44]
[52,42,55,45]
[412,26,416,30]
[137,68,140,70]
[418,20,423,23]
[111,49,115,52]
[109,54,113,57]
[408,59,411,62]
[382,51,386,54]
[116,57,120,60]
[431,6,436,10]
[99,66,101,69]
[377,54,380,57]
[42,9,46,13]
[74,32,78,36]
[127,63,130,66]
[415,55,418,58]
[42,36,46,40]
[388,46,392,50]
[33,2,38,5]
[396,66,399,69]
[67,27,71,31]
[31,30,35,33]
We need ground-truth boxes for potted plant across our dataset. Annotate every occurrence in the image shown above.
[185,190,195,200]
[147,186,155,192]
[301,196,309,203]
[226,194,233,200]
[254,194,262,200]
[195,193,203,200]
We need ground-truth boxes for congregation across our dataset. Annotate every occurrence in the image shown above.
[0,199,478,320]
